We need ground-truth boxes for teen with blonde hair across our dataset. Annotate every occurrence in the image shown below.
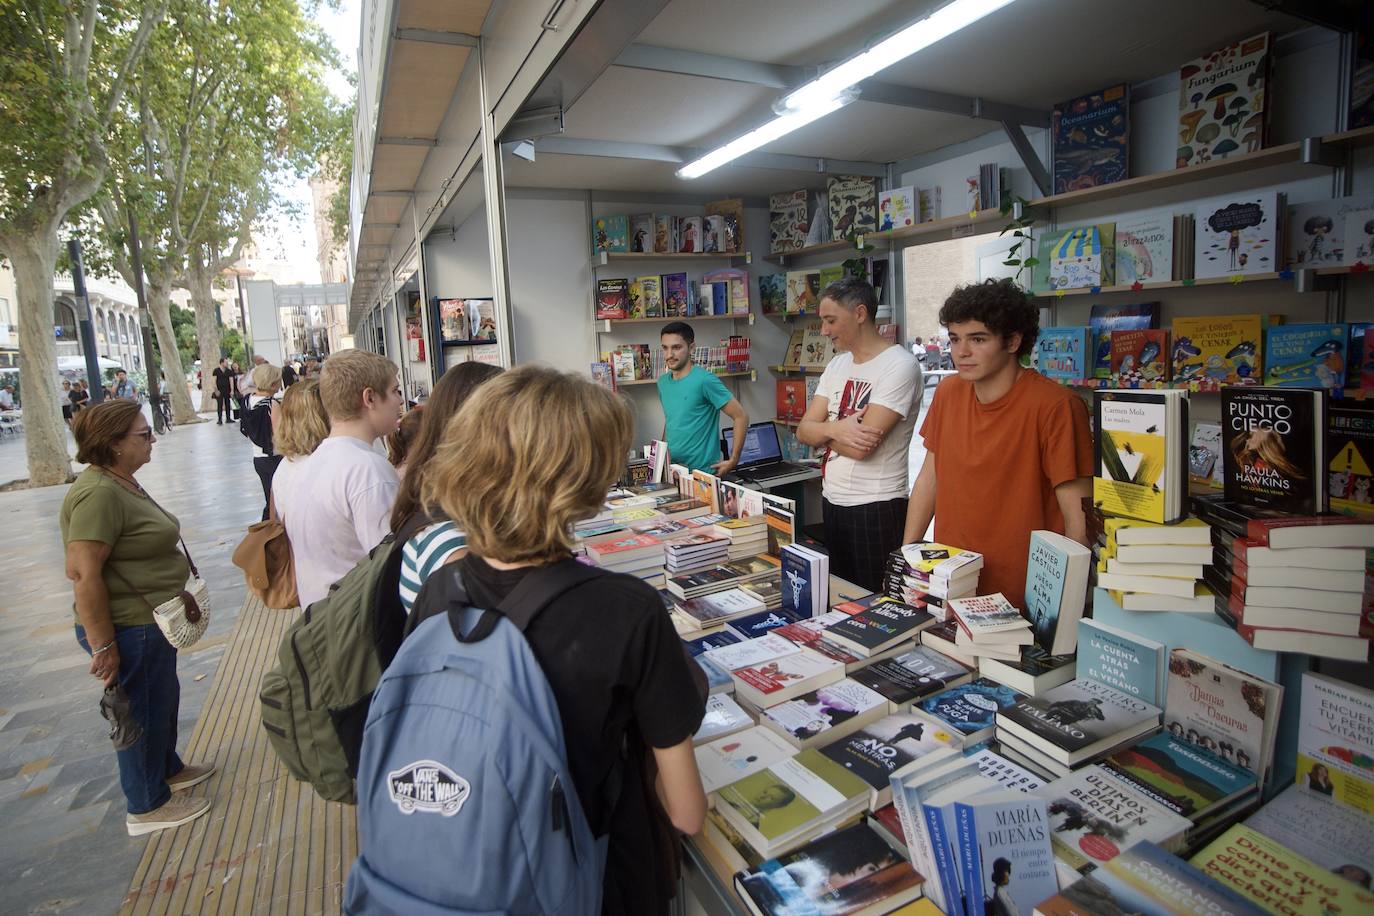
[274,349,402,607]
[413,364,707,914]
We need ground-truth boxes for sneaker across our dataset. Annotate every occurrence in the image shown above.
[126,794,212,836]
[167,762,217,792]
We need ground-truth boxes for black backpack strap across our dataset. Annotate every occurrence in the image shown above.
[406,557,604,643]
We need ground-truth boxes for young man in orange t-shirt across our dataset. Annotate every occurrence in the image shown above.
[903,279,1093,607]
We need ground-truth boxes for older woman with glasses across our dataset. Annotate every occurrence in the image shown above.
[60,400,215,837]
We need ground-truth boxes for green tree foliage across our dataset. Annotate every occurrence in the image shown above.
[93,0,338,422]
[0,0,166,485]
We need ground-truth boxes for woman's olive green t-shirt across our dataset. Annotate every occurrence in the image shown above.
[59,468,189,627]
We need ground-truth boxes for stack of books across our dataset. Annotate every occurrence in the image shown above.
[730,647,845,709]
[669,587,767,637]
[712,516,768,560]
[822,596,937,660]
[664,532,729,575]
[739,578,782,610]
[627,517,692,541]
[780,543,829,617]
[881,542,983,618]
[1090,510,1216,614]
[1194,495,1374,660]
[949,593,1033,660]
[693,693,755,746]
[757,678,889,750]
[585,534,666,587]
[666,556,777,601]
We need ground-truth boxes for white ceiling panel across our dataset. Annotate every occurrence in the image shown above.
[564,68,777,146]
[878,0,1302,110]
[503,152,831,197]
[636,0,935,68]
[763,102,998,162]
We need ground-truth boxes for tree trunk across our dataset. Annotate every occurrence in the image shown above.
[9,234,74,486]
[188,256,223,400]
[145,280,200,424]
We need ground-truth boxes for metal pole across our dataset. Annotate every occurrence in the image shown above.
[67,238,106,404]
[478,39,515,367]
[125,207,163,421]
[235,271,254,361]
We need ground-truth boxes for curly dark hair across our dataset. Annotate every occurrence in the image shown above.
[938,278,1039,357]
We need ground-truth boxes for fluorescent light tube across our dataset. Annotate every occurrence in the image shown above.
[677,95,848,179]
[779,0,1019,114]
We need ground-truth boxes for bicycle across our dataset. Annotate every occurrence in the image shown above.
[153,394,173,434]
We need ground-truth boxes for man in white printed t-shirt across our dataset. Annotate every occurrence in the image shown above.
[797,277,922,591]
[273,348,403,607]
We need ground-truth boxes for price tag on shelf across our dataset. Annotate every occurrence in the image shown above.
[855,234,864,248]
[1054,289,1066,298]
[1229,274,1245,285]
[1181,278,1196,287]
[968,210,978,220]
[1130,281,1144,291]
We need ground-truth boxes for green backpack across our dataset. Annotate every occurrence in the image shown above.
[259,516,428,803]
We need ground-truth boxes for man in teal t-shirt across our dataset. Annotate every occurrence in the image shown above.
[657,321,749,473]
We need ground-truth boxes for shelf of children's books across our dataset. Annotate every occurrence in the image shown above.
[763,310,820,320]
[1038,143,1306,211]
[769,365,827,376]
[1173,377,1262,392]
[591,251,748,267]
[596,314,753,333]
[1030,273,1290,298]
[615,370,756,388]
[763,208,1006,265]
[441,338,498,347]
[1054,377,1265,393]
[1317,123,1374,151]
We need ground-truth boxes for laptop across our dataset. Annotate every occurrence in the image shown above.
[720,422,811,483]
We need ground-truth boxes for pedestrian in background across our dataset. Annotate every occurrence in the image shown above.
[243,363,284,520]
[61,380,73,425]
[61,399,216,837]
[212,358,234,425]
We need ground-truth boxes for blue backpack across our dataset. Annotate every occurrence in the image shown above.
[345,560,612,915]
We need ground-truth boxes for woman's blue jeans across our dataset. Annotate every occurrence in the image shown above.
[75,623,184,815]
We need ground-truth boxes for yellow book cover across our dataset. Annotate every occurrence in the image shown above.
[1171,315,1262,385]
[1193,825,1374,915]
[1094,393,1169,523]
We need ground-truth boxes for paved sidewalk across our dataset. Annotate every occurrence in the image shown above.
[0,416,267,914]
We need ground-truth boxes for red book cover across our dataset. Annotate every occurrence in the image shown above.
[590,534,662,556]
[1109,328,1170,382]
[776,379,806,421]
[1244,515,1374,546]
[872,803,907,845]
[596,278,628,319]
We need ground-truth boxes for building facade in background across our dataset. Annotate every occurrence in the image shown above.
[309,174,350,285]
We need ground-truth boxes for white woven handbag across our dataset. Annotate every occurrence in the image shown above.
[108,502,211,650]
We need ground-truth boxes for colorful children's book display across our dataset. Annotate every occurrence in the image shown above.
[592,215,628,253]
[1284,194,1374,267]
[595,279,628,320]
[1177,32,1271,168]
[1192,193,1280,279]
[1036,327,1093,380]
[1052,84,1130,194]
[878,186,916,230]
[769,190,808,254]
[1263,323,1348,388]
[1171,314,1262,385]
[758,274,786,315]
[1049,224,1116,290]
[1110,329,1171,384]
[827,175,878,241]
[1115,211,1174,284]
[1089,302,1160,379]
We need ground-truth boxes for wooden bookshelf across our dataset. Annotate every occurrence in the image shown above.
[591,250,747,266]
[763,208,1005,265]
[768,365,826,375]
[615,370,755,388]
[596,313,753,333]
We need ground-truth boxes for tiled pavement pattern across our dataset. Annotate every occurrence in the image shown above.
[0,414,266,914]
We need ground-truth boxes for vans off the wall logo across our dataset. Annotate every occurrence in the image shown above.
[387,759,470,816]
